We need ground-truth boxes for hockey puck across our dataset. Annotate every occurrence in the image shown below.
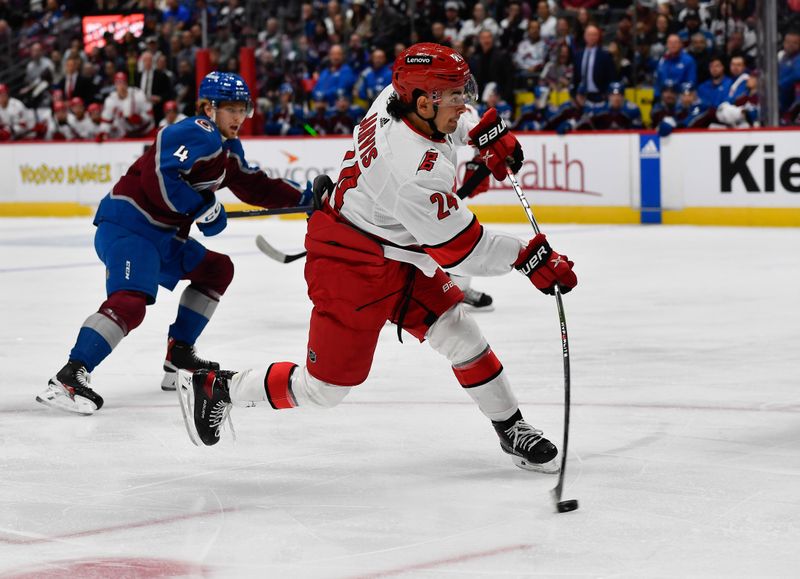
[557,499,579,513]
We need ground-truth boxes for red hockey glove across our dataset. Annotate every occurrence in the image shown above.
[95,132,107,143]
[468,108,524,180]
[514,234,577,295]
[457,155,491,199]
[127,113,143,126]
[0,128,11,141]
[34,122,47,139]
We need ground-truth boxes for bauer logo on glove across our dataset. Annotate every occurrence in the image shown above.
[514,234,577,295]
[468,108,524,180]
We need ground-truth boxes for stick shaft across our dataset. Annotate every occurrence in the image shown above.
[228,206,311,218]
[506,169,572,503]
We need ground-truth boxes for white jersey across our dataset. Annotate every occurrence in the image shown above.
[68,113,98,140]
[101,87,154,138]
[0,97,32,137]
[158,113,187,129]
[45,116,78,140]
[332,85,524,277]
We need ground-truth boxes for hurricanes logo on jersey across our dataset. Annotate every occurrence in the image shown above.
[417,150,438,172]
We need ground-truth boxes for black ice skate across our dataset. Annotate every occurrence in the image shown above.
[462,287,494,312]
[177,369,234,447]
[493,410,559,474]
[161,338,220,391]
[37,360,104,415]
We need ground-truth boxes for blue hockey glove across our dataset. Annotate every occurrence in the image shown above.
[195,199,227,236]
[658,117,676,137]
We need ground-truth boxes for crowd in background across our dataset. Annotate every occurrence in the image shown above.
[0,0,799,142]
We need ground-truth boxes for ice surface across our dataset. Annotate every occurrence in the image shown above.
[1,218,799,578]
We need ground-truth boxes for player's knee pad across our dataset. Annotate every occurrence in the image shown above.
[187,250,234,298]
[426,304,487,365]
[292,365,351,409]
[99,290,147,335]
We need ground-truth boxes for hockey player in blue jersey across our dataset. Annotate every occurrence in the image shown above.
[37,72,313,415]
[589,82,643,130]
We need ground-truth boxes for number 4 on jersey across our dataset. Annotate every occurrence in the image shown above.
[173,145,189,163]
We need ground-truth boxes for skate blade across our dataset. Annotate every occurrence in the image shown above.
[36,384,96,416]
[176,370,201,446]
[511,455,560,474]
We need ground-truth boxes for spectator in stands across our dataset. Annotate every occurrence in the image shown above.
[459,2,500,44]
[573,24,617,103]
[58,55,93,105]
[779,30,800,114]
[500,1,528,50]
[697,56,731,107]
[536,1,557,41]
[470,29,514,102]
[347,33,371,75]
[431,21,451,48]
[306,99,331,135]
[655,34,697,99]
[678,0,712,28]
[371,0,405,54]
[572,7,592,51]
[158,100,187,129]
[541,42,575,94]
[724,29,756,70]
[476,82,513,121]
[443,1,463,45]
[265,83,305,136]
[163,0,191,29]
[688,33,713,85]
[514,20,548,87]
[650,13,673,61]
[607,40,632,87]
[552,17,576,53]
[312,44,356,106]
[173,59,196,116]
[328,94,357,135]
[25,42,55,87]
[679,11,714,49]
[562,0,603,11]
[349,0,373,40]
[178,29,199,65]
[218,0,246,34]
[214,25,238,68]
[358,48,392,104]
[136,50,173,124]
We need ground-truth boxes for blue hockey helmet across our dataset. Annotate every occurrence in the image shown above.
[608,82,624,95]
[680,81,696,95]
[198,72,254,118]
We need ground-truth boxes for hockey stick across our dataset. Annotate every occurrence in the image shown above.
[255,234,307,263]
[505,167,578,514]
[227,206,312,218]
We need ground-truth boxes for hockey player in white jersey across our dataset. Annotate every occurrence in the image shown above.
[178,43,578,473]
[68,97,97,140]
[0,83,32,140]
[99,72,154,140]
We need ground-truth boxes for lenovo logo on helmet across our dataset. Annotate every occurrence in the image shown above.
[406,55,432,65]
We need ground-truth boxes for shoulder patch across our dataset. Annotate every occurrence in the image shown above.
[417,150,439,173]
[380,117,390,127]
[194,118,214,133]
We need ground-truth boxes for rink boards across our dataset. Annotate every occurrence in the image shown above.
[0,128,798,226]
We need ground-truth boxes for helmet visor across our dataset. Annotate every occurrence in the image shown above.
[215,100,255,119]
[433,75,479,107]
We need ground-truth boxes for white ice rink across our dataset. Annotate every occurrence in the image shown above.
[1,217,798,578]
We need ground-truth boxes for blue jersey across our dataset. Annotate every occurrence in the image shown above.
[95,115,302,254]
[697,77,732,107]
[589,100,643,130]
